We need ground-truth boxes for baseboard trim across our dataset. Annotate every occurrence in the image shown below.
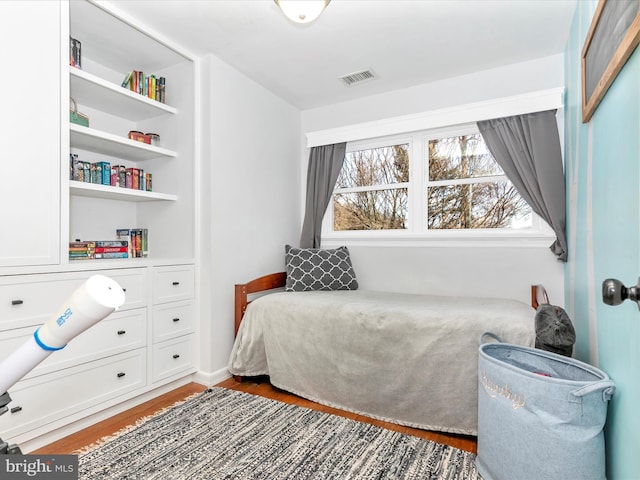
[192,367,231,386]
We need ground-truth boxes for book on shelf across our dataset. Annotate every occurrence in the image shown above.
[126,168,144,190]
[94,246,127,253]
[116,228,148,258]
[95,240,128,247]
[69,37,81,68]
[94,252,129,259]
[121,70,166,103]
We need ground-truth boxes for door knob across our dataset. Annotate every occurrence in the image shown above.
[602,278,640,309]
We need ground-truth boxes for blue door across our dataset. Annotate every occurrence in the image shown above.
[565,2,640,478]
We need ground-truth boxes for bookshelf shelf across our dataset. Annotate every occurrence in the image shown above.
[70,67,177,120]
[70,124,177,161]
[70,180,177,202]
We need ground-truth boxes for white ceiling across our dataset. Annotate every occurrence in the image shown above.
[108,0,577,110]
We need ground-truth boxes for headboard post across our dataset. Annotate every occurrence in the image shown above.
[234,284,248,337]
[531,284,549,310]
[234,272,287,338]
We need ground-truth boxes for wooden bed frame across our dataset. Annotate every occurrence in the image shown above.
[234,272,287,337]
[234,271,548,338]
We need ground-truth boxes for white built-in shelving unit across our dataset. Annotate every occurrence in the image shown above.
[0,0,200,453]
[66,0,196,261]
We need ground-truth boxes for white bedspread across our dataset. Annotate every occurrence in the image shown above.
[228,290,535,435]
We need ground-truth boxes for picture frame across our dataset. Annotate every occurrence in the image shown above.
[581,0,640,123]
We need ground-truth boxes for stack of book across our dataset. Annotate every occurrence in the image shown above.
[121,70,166,103]
[69,241,95,260]
[69,229,148,260]
[69,241,129,260]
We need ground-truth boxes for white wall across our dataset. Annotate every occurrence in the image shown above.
[301,54,566,305]
[303,54,565,131]
[199,54,301,381]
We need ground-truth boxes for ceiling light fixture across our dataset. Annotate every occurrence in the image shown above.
[274,0,330,24]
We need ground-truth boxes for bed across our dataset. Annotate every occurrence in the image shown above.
[229,269,544,436]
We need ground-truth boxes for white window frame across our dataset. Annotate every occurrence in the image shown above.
[321,123,555,248]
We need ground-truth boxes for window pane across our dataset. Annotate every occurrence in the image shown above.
[428,134,503,181]
[337,144,409,188]
[427,181,531,229]
[334,189,408,230]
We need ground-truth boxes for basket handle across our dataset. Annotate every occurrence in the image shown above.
[479,332,504,345]
[571,380,616,402]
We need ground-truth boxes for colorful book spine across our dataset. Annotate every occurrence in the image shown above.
[94,252,129,259]
[90,163,100,184]
[158,77,165,103]
[70,154,79,180]
[94,246,128,253]
[83,162,90,182]
[121,71,132,88]
[126,168,140,190]
[69,37,81,68]
[95,240,128,247]
[95,161,111,185]
[121,70,165,102]
[118,166,127,187]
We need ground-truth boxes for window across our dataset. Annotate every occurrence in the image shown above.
[426,133,531,230]
[323,124,551,244]
[334,143,409,231]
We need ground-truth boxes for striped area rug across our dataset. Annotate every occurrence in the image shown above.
[78,387,480,479]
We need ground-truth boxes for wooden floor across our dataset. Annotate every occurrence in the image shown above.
[34,377,477,455]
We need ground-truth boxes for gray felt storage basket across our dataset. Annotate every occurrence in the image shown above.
[476,334,614,480]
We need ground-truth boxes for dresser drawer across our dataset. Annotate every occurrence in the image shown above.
[0,309,146,379]
[0,269,146,330]
[0,274,88,331]
[152,334,196,383]
[152,300,194,343]
[152,265,194,304]
[0,349,146,439]
[105,269,147,310]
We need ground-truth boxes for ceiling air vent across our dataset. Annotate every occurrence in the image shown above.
[339,69,376,87]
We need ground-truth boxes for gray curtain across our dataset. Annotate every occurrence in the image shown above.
[477,110,567,261]
[299,143,347,248]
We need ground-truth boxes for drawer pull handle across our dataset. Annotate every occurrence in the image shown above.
[11,299,23,306]
[117,330,126,335]
[122,288,127,292]
[117,372,126,378]
[10,406,22,414]
[173,354,180,359]
[172,317,180,322]
[172,281,180,286]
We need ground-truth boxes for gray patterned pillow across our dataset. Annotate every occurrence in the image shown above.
[285,245,358,292]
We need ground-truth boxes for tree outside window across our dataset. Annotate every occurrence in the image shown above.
[331,130,531,233]
[427,133,530,230]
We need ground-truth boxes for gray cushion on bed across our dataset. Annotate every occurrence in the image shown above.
[285,245,358,292]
